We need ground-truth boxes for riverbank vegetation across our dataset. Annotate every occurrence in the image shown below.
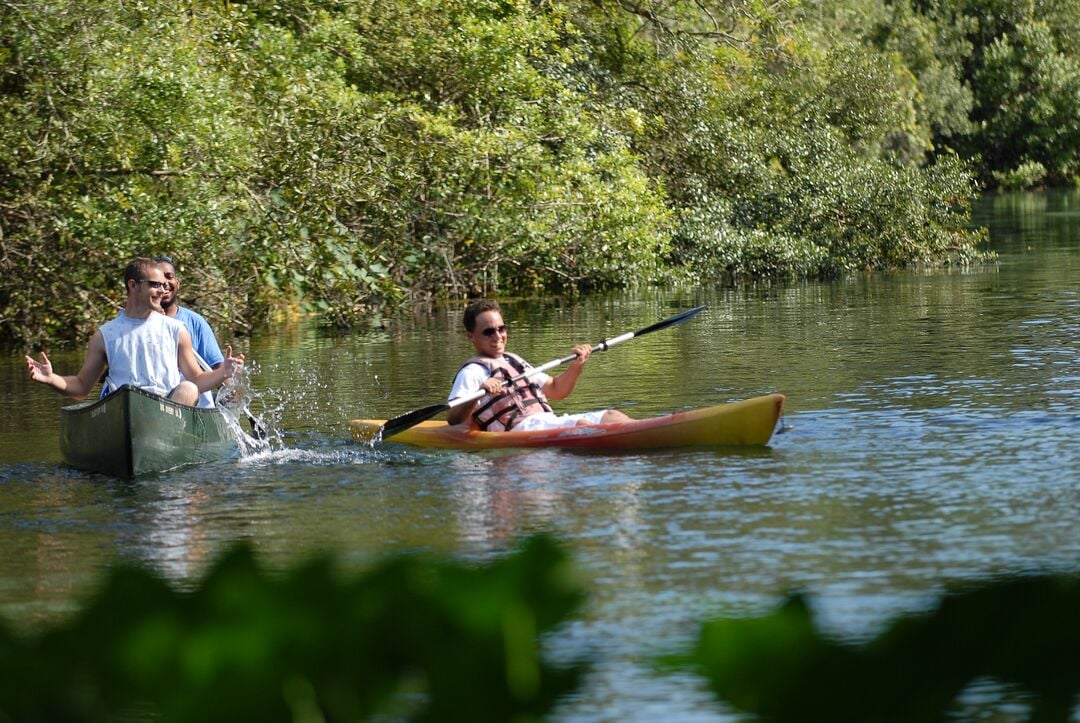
[3,0,1075,345]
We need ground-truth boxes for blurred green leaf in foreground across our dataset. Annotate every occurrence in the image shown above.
[664,574,1080,722]
[0,535,587,723]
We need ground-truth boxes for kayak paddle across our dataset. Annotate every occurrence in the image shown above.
[378,305,707,440]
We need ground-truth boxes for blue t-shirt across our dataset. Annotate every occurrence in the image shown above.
[175,306,224,369]
[174,306,225,409]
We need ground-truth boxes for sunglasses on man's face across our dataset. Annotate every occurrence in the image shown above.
[139,279,169,290]
[481,325,508,337]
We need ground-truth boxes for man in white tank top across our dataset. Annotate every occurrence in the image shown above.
[25,258,244,405]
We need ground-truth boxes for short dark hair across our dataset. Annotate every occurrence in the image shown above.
[463,299,501,332]
[123,257,160,287]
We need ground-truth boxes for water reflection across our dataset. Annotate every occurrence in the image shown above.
[450,452,575,543]
[120,479,217,581]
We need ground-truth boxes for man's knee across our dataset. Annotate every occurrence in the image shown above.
[601,409,633,424]
[168,381,199,406]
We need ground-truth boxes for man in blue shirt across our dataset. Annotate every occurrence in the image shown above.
[155,256,226,408]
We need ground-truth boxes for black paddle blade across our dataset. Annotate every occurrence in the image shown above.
[632,305,706,337]
[247,412,268,440]
[380,402,450,440]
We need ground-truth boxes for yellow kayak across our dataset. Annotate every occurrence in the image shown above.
[350,394,785,450]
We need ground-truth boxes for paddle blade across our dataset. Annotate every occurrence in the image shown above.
[633,305,706,337]
[380,402,449,440]
[247,412,268,440]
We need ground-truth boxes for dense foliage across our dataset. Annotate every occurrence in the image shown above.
[808,0,1080,188]
[11,0,1074,346]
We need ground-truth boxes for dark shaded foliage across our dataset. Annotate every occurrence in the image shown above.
[0,535,587,722]
[665,574,1080,721]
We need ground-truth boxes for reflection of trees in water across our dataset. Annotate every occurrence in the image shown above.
[138,482,215,582]
[449,451,649,597]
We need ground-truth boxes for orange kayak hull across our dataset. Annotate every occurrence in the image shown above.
[350,394,784,450]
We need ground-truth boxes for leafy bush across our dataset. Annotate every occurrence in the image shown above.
[2,535,1076,722]
[994,160,1050,190]
[0,536,586,722]
[1,0,992,347]
[607,35,988,279]
[664,574,1080,721]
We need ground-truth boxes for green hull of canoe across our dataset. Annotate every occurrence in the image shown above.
[60,385,236,478]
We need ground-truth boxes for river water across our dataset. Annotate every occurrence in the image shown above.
[1,192,1078,720]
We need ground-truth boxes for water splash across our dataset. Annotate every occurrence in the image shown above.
[218,404,271,456]
[215,361,284,456]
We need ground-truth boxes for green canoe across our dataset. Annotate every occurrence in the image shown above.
[60,385,237,478]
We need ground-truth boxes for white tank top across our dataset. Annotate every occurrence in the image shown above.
[100,312,184,397]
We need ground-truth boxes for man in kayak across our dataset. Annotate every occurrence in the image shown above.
[446,300,632,431]
[25,257,244,406]
[154,255,226,408]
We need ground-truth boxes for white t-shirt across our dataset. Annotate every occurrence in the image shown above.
[105,308,219,406]
[100,311,185,397]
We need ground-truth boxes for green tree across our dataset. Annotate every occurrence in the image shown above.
[1,0,991,347]
[862,0,1080,187]
[0,1,255,343]
[571,1,985,279]
[975,21,1080,184]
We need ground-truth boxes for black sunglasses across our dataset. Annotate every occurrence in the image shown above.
[481,325,508,337]
[138,279,169,290]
